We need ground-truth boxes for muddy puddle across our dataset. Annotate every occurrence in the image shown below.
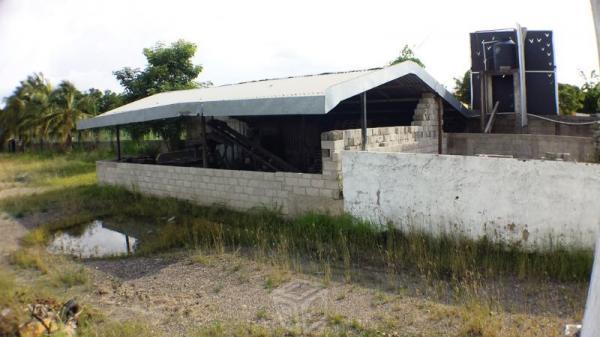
[48,220,143,258]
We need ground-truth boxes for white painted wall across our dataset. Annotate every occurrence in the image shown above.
[342,152,600,249]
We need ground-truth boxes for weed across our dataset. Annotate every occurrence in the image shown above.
[371,292,392,307]
[327,313,344,325]
[238,271,250,284]
[213,283,224,294]
[21,228,49,246]
[9,247,50,274]
[264,268,290,290]
[456,300,502,337]
[190,250,211,266]
[255,308,270,320]
[79,320,164,337]
[51,266,89,288]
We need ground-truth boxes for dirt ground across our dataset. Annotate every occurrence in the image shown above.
[0,185,589,336]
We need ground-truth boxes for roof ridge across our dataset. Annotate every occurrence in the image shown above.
[218,67,382,87]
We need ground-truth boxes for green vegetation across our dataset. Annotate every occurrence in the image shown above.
[0,150,111,188]
[0,39,205,152]
[389,45,425,68]
[453,70,471,106]
[452,69,600,114]
[114,40,208,103]
[0,152,591,336]
[559,83,585,115]
[1,179,592,282]
[114,40,209,149]
[0,73,123,150]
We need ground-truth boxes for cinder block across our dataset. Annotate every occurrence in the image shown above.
[319,188,337,198]
[285,176,299,186]
[311,179,325,188]
[306,187,320,196]
[292,186,306,195]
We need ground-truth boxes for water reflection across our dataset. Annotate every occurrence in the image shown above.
[48,220,137,258]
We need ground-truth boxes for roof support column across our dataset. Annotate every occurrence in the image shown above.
[115,125,121,161]
[201,115,208,168]
[437,96,444,154]
[361,92,367,151]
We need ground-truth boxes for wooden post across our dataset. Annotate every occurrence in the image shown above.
[437,96,443,154]
[360,92,367,151]
[201,116,208,168]
[116,126,121,161]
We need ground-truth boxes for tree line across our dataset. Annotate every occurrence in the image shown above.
[0,75,123,150]
[0,40,205,151]
[3,40,592,152]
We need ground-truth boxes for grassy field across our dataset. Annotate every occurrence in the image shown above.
[0,151,592,337]
[0,150,111,188]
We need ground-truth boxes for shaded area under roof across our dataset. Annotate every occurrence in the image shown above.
[77,61,471,130]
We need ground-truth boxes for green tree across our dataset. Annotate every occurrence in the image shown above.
[581,71,600,114]
[389,45,425,68]
[0,73,124,151]
[78,88,104,117]
[114,39,205,149]
[558,83,584,115]
[114,39,204,103]
[98,90,124,114]
[46,81,87,149]
[453,71,471,106]
[1,73,53,148]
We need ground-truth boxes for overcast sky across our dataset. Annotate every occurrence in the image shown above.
[0,0,598,103]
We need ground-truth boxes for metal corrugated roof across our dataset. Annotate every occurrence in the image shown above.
[77,61,469,130]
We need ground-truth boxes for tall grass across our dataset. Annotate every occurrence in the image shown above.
[0,149,112,188]
[1,184,593,282]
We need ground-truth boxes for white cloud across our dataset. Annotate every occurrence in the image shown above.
[0,0,598,102]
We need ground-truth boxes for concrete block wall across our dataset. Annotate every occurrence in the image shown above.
[447,133,597,163]
[97,136,344,216]
[96,93,448,216]
[465,113,600,137]
[321,93,445,154]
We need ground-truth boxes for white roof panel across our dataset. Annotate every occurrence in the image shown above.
[77,62,468,130]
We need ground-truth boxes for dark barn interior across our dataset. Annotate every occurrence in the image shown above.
[79,64,470,174]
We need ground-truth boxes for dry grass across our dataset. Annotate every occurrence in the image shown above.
[264,267,291,290]
[0,151,109,188]
[0,151,591,337]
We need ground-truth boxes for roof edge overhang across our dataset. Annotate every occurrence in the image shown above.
[77,96,325,130]
[324,61,470,116]
[77,62,471,130]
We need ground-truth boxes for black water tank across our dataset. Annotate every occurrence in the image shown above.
[493,40,517,71]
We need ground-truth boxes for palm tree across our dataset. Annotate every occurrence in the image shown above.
[1,73,52,148]
[46,81,87,150]
[21,74,53,149]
